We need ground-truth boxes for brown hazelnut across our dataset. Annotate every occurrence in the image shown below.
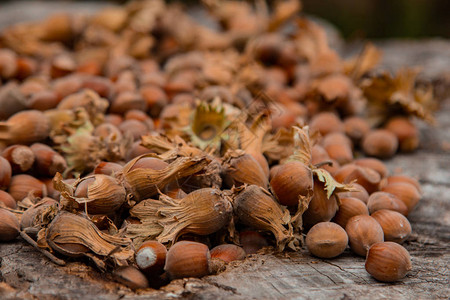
[343,116,370,143]
[333,197,369,228]
[305,222,348,258]
[380,175,421,194]
[384,117,419,152]
[354,158,388,178]
[8,174,45,202]
[381,183,421,214]
[0,208,20,242]
[362,129,398,158]
[309,112,344,136]
[239,230,269,254]
[365,242,412,282]
[270,161,313,206]
[345,215,384,256]
[371,209,411,244]
[337,183,369,204]
[0,156,12,190]
[0,190,16,209]
[113,266,149,290]
[164,241,211,279]
[303,180,339,227]
[210,244,246,263]
[367,192,408,216]
[135,240,167,276]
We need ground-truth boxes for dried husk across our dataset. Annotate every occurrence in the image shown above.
[54,108,131,175]
[53,173,126,215]
[20,197,58,230]
[127,188,233,247]
[140,134,223,190]
[185,99,230,152]
[42,211,133,268]
[234,112,271,177]
[232,185,295,251]
[120,154,210,202]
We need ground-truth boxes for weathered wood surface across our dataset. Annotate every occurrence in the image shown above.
[1,2,449,300]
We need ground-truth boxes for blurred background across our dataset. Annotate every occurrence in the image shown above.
[0,0,449,39]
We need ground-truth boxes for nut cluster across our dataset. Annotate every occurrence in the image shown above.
[0,0,431,289]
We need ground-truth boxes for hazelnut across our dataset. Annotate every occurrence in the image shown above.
[367,192,408,216]
[8,174,45,202]
[0,190,16,209]
[306,222,348,258]
[365,242,412,282]
[345,215,384,256]
[270,161,313,207]
[324,143,353,165]
[2,145,35,173]
[0,156,12,190]
[343,116,370,143]
[384,117,419,152]
[362,129,398,158]
[0,208,20,242]
[135,240,167,276]
[210,244,246,263]
[165,241,211,279]
[309,112,344,136]
[380,175,421,194]
[333,197,369,228]
[303,180,338,227]
[113,266,149,290]
[239,230,269,254]
[371,209,411,244]
[337,183,369,204]
[381,182,421,214]
[354,158,388,178]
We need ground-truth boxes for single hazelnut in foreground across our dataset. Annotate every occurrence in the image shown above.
[365,242,412,282]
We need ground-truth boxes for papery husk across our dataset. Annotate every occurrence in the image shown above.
[232,185,296,251]
[57,89,108,126]
[235,112,271,177]
[222,149,268,188]
[120,154,210,202]
[286,126,312,165]
[344,43,381,80]
[53,173,126,215]
[361,69,436,126]
[262,127,294,163]
[141,134,204,159]
[127,188,233,247]
[140,135,223,189]
[176,157,223,191]
[20,197,58,230]
[185,99,230,152]
[42,211,132,269]
[54,108,130,175]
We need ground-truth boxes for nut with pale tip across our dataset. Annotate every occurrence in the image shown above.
[135,240,167,276]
